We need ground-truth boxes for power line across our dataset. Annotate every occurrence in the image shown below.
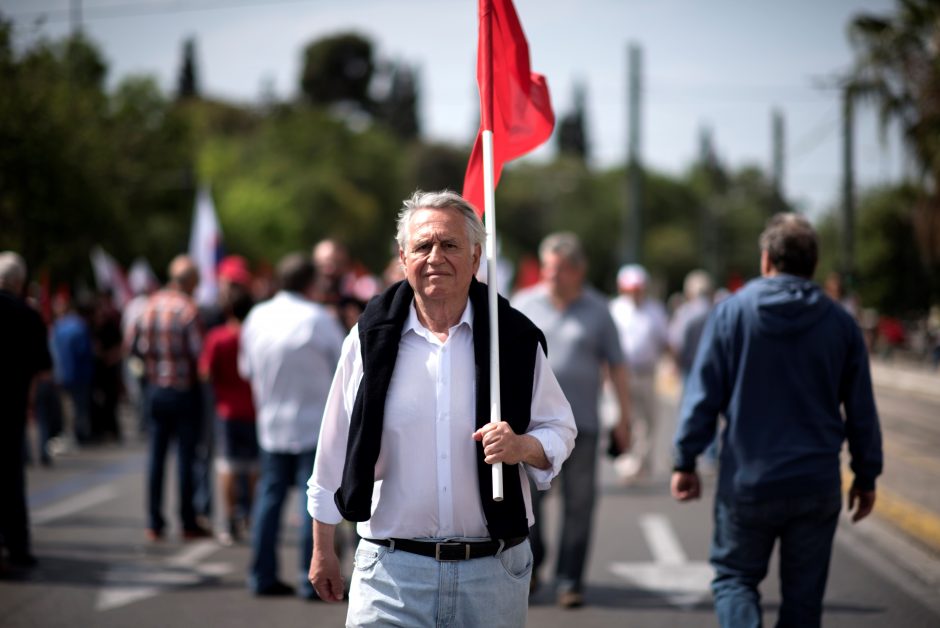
[790,105,841,163]
[6,0,321,23]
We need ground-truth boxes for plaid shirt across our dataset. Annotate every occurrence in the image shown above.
[129,288,203,390]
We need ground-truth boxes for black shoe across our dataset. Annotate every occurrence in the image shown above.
[255,581,295,597]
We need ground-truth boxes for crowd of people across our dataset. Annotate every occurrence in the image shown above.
[2,192,884,628]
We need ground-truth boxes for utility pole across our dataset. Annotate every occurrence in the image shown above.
[771,108,785,214]
[623,43,643,265]
[842,87,856,290]
[70,0,82,35]
[699,126,719,279]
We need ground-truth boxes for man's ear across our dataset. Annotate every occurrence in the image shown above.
[760,250,773,277]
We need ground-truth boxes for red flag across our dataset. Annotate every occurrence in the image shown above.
[462,0,554,217]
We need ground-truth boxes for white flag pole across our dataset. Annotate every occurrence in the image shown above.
[482,129,503,502]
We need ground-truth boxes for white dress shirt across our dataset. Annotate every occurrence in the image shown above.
[239,291,345,453]
[609,295,669,373]
[307,300,576,540]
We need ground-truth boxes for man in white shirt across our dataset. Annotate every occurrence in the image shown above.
[513,233,632,608]
[609,264,670,482]
[307,190,577,627]
[239,253,345,599]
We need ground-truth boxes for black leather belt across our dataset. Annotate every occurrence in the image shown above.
[365,536,526,561]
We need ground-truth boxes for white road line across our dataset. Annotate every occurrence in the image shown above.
[638,513,687,565]
[168,540,218,567]
[97,542,231,612]
[32,485,118,525]
[610,512,713,608]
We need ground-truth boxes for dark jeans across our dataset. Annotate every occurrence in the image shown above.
[530,432,598,593]
[710,490,842,628]
[31,379,62,464]
[249,448,316,597]
[192,382,214,522]
[64,382,92,444]
[146,386,201,534]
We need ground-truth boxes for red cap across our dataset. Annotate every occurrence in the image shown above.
[218,255,252,286]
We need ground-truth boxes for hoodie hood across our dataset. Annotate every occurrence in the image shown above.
[746,274,833,336]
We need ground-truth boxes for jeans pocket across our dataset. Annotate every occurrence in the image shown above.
[354,543,385,572]
[498,542,533,580]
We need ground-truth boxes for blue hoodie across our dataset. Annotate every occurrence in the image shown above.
[673,274,882,502]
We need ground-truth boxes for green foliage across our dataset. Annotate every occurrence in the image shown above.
[818,183,938,313]
[372,62,420,140]
[848,0,940,266]
[556,83,588,160]
[300,32,374,110]
[176,37,199,100]
[199,105,406,271]
[0,21,195,286]
[854,184,934,314]
[2,23,928,320]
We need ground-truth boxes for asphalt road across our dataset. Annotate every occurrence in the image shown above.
[2,365,939,628]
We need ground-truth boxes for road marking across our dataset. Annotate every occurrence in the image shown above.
[842,472,940,554]
[882,438,940,474]
[32,485,118,525]
[639,513,687,564]
[609,512,712,608]
[97,541,232,612]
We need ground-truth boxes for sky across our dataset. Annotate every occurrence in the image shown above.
[4,0,905,218]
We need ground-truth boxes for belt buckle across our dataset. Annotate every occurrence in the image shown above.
[435,542,469,561]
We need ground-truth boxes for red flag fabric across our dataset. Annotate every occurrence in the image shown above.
[462,0,554,217]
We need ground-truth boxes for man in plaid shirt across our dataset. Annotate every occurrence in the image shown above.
[128,255,210,541]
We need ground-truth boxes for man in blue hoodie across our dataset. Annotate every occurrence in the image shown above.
[671,213,882,628]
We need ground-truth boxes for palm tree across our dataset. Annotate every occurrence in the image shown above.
[847,0,940,269]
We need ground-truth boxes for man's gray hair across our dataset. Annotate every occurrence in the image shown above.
[396,190,486,251]
[759,212,818,279]
[538,231,587,269]
[0,251,27,293]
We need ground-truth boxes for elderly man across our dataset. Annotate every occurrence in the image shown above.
[672,213,883,628]
[240,253,345,599]
[0,252,52,570]
[128,255,209,542]
[308,190,576,626]
[513,232,632,608]
[608,263,669,482]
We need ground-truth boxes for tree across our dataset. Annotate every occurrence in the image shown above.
[176,37,199,100]
[847,0,940,269]
[373,61,420,140]
[0,20,198,288]
[299,32,374,111]
[818,184,933,314]
[557,82,589,160]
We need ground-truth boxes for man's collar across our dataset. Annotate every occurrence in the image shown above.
[403,299,474,339]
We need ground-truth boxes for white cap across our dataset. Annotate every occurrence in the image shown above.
[617,264,648,290]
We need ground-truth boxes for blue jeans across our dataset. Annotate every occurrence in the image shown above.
[192,382,213,521]
[249,448,316,597]
[529,432,598,593]
[146,386,201,533]
[710,490,842,628]
[348,538,532,627]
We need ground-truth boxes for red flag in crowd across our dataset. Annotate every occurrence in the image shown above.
[462,0,554,217]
